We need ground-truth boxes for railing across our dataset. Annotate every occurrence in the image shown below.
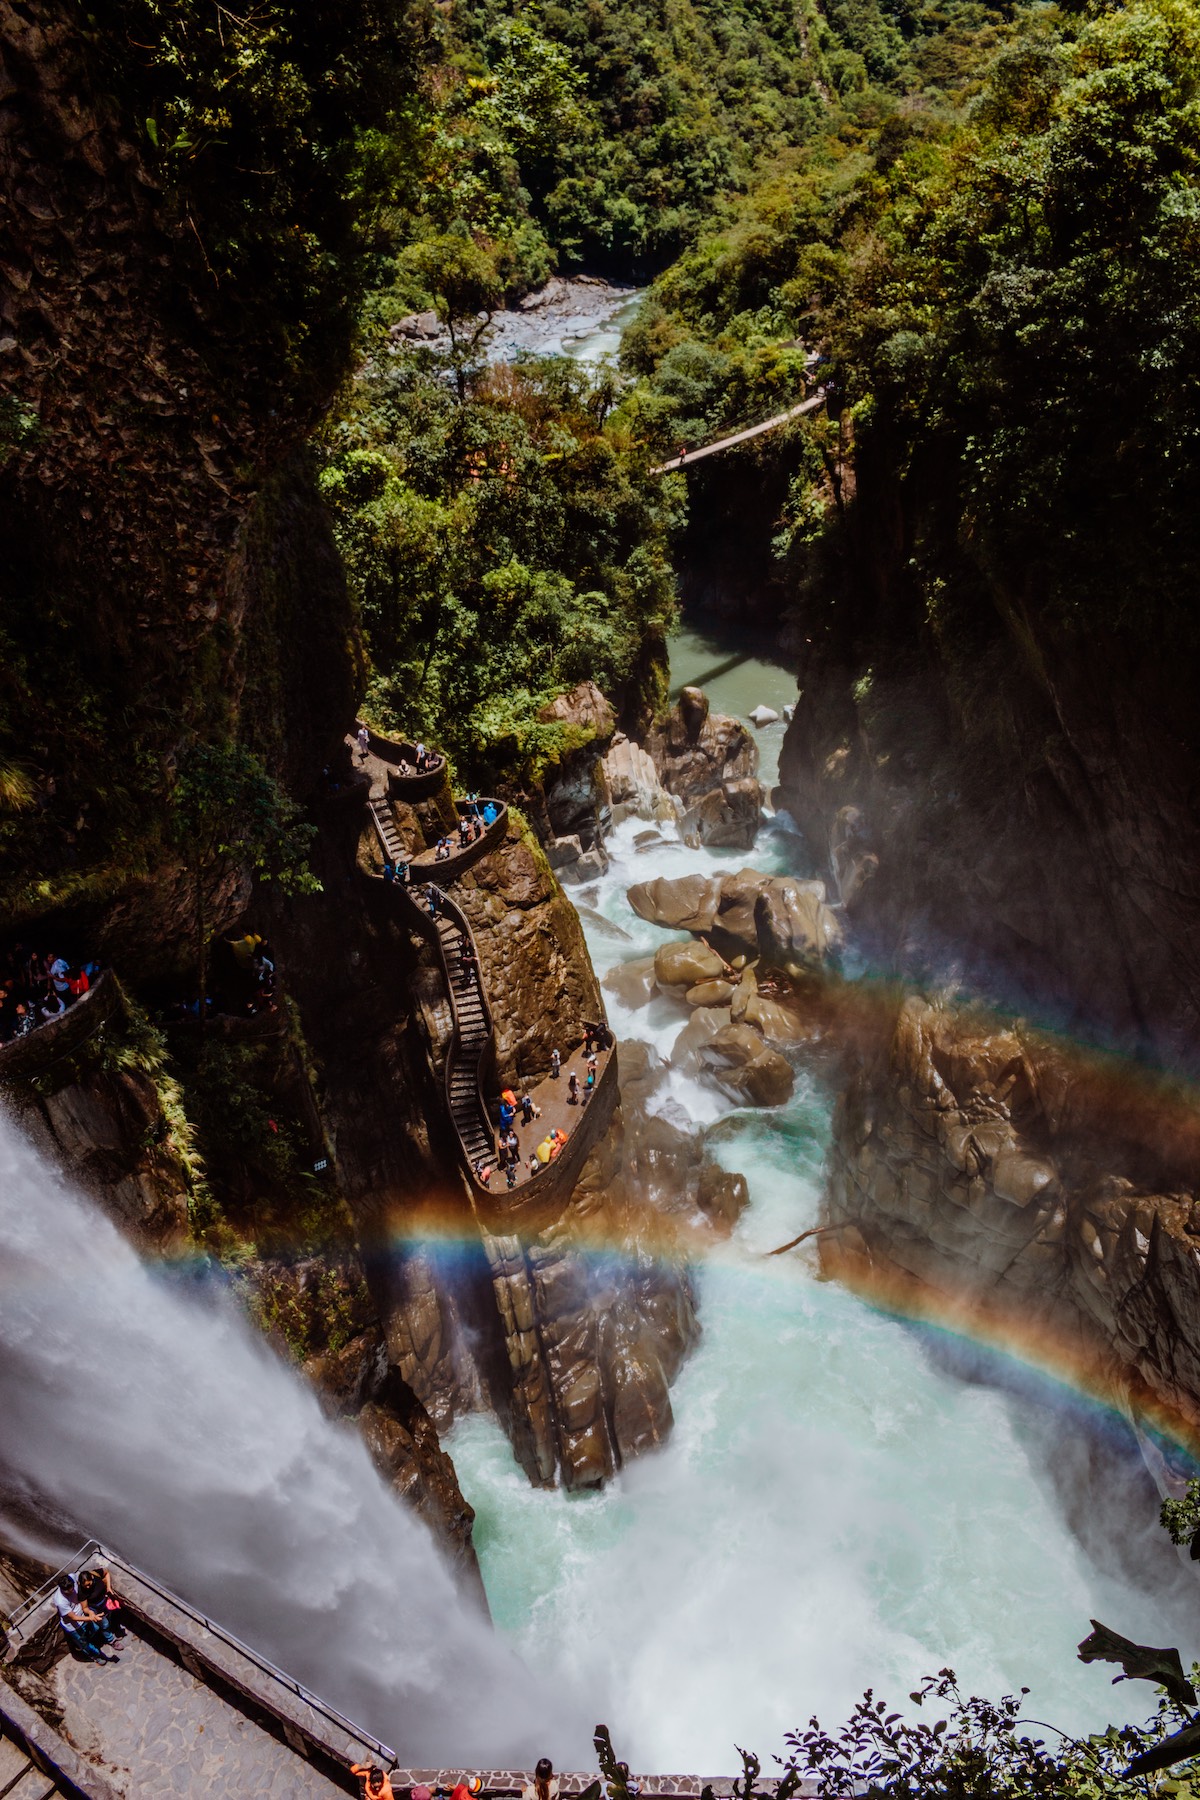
[362,797,620,1210]
[393,877,498,1177]
[408,800,509,883]
[356,722,448,800]
[5,1540,397,1780]
[0,970,119,1086]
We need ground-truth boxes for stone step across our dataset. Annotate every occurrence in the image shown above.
[3,1768,58,1800]
[0,1739,32,1788]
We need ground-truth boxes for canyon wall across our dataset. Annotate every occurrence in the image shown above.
[822,992,1200,1447]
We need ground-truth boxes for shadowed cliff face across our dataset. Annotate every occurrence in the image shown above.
[775,512,1200,1074]
[0,0,366,935]
[822,993,1200,1447]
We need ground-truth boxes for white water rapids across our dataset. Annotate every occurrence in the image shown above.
[447,799,1199,1772]
[0,646,1194,1772]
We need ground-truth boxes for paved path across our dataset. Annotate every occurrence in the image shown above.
[54,1632,342,1798]
[650,389,826,474]
[482,1039,614,1191]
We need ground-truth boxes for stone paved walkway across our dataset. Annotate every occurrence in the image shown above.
[54,1632,343,1798]
[492,1041,614,1187]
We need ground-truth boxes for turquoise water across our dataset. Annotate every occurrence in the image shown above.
[449,784,1194,1770]
[667,628,797,790]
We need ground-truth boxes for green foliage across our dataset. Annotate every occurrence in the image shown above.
[92,0,430,405]
[627,0,1200,666]
[1161,1477,1200,1556]
[318,354,678,777]
[169,742,320,897]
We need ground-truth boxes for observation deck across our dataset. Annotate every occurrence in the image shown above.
[1,1544,821,1797]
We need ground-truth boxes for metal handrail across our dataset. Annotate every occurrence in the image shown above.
[2,1538,103,1632]
[6,1539,397,1767]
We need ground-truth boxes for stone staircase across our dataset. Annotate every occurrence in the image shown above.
[0,1728,68,1798]
[411,886,495,1170]
[367,795,406,865]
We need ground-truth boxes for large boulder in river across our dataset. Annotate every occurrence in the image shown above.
[699,1023,795,1107]
[602,733,680,827]
[679,779,763,850]
[644,687,764,850]
[654,940,727,989]
[627,872,723,931]
[628,867,842,967]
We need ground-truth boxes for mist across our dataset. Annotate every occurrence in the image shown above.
[0,1106,589,1766]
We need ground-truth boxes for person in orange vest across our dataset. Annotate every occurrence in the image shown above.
[351,1764,395,1799]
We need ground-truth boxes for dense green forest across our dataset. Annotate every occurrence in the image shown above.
[7,0,1200,879]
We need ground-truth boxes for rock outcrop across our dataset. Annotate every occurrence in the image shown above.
[603,733,680,828]
[823,994,1200,1445]
[644,687,764,849]
[627,867,843,968]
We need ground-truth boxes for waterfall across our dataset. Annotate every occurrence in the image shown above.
[0,1107,586,1765]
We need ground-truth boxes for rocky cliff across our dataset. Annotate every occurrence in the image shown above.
[775,491,1200,1076]
[823,992,1200,1448]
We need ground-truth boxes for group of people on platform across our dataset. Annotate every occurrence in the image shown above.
[52,1563,127,1665]
[355,724,439,778]
[354,1754,588,1800]
[0,943,99,1045]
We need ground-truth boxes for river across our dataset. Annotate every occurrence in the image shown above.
[447,633,1197,1772]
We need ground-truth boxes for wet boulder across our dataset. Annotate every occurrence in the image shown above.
[686,978,736,1007]
[627,872,723,931]
[699,1023,795,1107]
[654,940,727,989]
[697,1163,750,1234]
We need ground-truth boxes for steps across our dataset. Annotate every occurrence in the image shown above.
[0,1735,64,1798]
[367,797,405,863]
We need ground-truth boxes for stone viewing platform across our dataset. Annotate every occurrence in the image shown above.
[0,969,119,1087]
[2,1542,393,1797]
[1,1544,824,1797]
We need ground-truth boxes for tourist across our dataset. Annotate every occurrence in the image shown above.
[449,1778,484,1800]
[474,1158,493,1186]
[357,725,370,762]
[505,1160,517,1189]
[459,817,471,848]
[382,860,396,883]
[399,858,412,886]
[527,1154,542,1178]
[53,1580,117,1663]
[483,801,499,826]
[48,953,73,1004]
[415,741,427,772]
[426,885,439,917]
[567,1071,579,1105]
[584,1065,596,1102]
[459,938,477,970]
[351,1764,395,1799]
[78,1563,126,1641]
[520,1094,540,1126]
[550,1049,561,1079]
[499,1097,515,1131]
[523,1759,559,1800]
[616,1764,642,1797]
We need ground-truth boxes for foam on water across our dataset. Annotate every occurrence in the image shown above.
[449,809,1197,1771]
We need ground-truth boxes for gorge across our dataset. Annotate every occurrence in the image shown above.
[4,0,1200,1792]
